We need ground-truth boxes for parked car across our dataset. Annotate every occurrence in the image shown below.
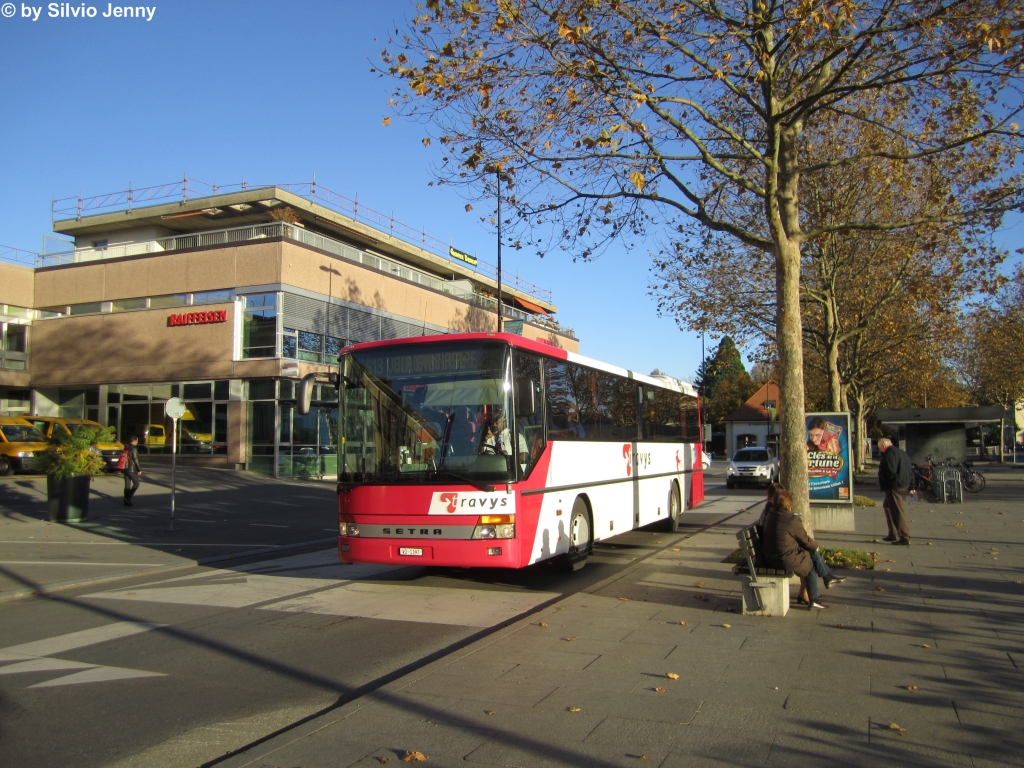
[29,417,124,472]
[0,416,49,475]
[726,447,779,488]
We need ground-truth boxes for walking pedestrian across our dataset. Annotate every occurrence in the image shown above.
[122,435,143,506]
[878,437,912,545]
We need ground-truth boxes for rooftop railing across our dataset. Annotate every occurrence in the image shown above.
[51,176,553,304]
[35,221,575,338]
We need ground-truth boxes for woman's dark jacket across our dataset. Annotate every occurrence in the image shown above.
[762,509,818,577]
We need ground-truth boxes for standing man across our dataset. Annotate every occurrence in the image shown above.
[878,438,912,545]
[123,435,143,506]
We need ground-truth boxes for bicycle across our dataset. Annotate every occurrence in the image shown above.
[940,456,986,493]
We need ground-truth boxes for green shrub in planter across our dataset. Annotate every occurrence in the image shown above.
[37,424,115,522]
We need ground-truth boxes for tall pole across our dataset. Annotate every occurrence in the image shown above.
[169,417,178,532]
[496,171,503,333]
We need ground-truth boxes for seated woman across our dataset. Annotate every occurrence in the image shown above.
[761,490,843,611]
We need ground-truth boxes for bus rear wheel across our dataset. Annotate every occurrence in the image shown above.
[669,480,681,527]
[561,497,592,572]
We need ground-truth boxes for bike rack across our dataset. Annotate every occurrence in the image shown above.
[935,467,963,504]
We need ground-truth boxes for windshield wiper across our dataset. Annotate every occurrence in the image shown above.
[433,470,496,493]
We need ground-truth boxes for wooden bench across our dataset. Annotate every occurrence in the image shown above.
[732,524,795,616]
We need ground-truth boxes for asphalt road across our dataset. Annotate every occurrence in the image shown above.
[0,465,759,768]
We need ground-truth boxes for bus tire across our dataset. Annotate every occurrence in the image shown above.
[561,496,592,572]
[669,479,682,527]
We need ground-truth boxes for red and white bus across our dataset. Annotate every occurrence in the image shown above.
[313,332,704,570]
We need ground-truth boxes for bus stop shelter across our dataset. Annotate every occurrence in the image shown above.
[877,406,1014,464]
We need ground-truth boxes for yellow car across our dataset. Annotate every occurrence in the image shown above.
[29,417,124,472]
[0,416,49,475]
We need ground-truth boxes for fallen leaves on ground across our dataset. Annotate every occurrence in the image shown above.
[403,751,429,762]
[485,710,495,715]
[654,687,667,693]
[567,706,581,713]
[537,622,548,627]
[875,587,885,592]
[671,548,681,552]
[562,637,578,642]
[927,542,933,546]
[919,643,931,648]
[619,597,631,601]
[377,758,390,765]
[696,581,705,588]
[904,685,918,691]
[637,755,648,761]
[722,623,732,628]
[889,722,907,736]
[837,623,845,629]
[694,594,709,602]
[677,621,688,625]
[954,523,963,527]
[666,672,680,680]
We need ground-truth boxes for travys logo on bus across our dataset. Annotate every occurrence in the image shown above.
[428,492,516,515]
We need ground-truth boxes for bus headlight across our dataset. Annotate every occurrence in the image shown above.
[16,452,34,458]
[472,515,515,540]
[341,523,360,536]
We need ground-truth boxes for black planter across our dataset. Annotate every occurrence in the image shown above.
[47,474,92,522]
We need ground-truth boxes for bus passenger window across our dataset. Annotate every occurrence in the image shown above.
[514,351,545,475]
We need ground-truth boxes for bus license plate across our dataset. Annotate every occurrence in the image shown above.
[399,548,423,556]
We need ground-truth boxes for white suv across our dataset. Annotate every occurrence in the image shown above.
[726,447,779,489]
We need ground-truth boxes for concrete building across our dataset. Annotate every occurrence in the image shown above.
[0,181,577,477]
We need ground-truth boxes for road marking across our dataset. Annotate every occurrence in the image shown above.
[0,621,165,688]
[0,561,169,567]
[29,666,165,687]
[1,621,163,658]
[249,523,290,528]
[265,583,560,629]
[86,572,344,608]
[0,657,98,674]
[1,542,280,547]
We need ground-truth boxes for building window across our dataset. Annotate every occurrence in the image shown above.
[242,294,278,358]
[92,240,108,250]
[69,302,103,315]
[737,433,758,450]
[0,323,27,371]
[193,289,232,305]
[298,330,324,362]
[150,294,189,309]
[111,298,148,312]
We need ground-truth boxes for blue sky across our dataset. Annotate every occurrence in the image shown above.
[0,1,1018,384]
[0,0,710,382]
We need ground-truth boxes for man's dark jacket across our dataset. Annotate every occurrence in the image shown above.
[762,509,818,577]
[878,445,913,491]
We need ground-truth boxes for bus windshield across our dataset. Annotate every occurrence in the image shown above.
[340,340,514,482]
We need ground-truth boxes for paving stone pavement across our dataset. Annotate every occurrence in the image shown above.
[216,468,1024,768]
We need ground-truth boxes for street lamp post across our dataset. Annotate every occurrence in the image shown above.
[495,170,503,333]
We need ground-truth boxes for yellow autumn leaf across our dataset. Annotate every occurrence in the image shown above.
[382,117,392,126]
[567,706,581,712]
[666,672,679,680]
[654,687,667,693]
[628,171,645,191]
[422,137,431,147]
[403,750,429,762]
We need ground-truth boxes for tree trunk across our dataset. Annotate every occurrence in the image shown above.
[773,125,812,530]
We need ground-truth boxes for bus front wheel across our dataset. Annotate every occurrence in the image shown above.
[562,497,592,572]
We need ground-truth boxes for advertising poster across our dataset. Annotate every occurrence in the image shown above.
[806,412,853,504]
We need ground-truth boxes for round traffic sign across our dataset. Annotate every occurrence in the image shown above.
[165,397,187,420]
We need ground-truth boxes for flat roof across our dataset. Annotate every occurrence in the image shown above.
[53,186,557,315]
[877,406,1013,425]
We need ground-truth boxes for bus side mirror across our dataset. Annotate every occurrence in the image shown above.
[298,372,339,415]
[297,374,318,416]
[515,379,536,418]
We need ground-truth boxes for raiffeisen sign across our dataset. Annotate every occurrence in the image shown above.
[168,310,228,327]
